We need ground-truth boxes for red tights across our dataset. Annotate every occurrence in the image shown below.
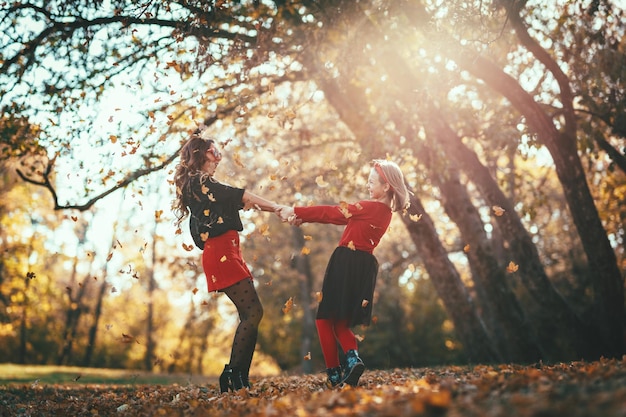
[316,318,358,368]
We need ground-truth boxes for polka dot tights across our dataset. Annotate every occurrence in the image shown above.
[222,278,263,382]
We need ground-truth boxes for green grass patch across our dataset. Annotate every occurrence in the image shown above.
[0,363,211,386]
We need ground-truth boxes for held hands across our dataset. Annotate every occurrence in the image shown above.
[275,205,302,226]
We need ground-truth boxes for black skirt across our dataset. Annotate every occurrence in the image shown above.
[316,246,379,327]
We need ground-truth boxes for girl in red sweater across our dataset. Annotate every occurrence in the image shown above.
[278,160,410,387]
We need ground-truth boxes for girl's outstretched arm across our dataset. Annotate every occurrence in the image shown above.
[243,190,278,212]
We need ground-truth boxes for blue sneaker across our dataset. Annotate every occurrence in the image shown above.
[326,367,343,388]
[342,350,365,387]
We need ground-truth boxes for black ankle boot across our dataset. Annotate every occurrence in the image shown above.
[219,364,245,392]
[342,350,365,387]
[325,367,342,388]
[219,364,233,393]
[229,366,245,391]
[240,370,251,389]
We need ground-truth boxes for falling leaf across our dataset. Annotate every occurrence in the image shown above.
[464,244,471,253]
[182,243,194,251]
[109,135,117,143]
[408,264,416,272]
[304,235,312,241]
[258,224,270,236]
[282,297,294,314]
[201,232,209,242]
[492,206,505,216]
[265,280,273,286]
[361,299,369,308]
[315,292,323,302]
[220,255,227,262]
[106,252,113,261]
[111,287,117,293]
[71,216,78,222]
[355,334,365,342]
[26,272,36,279]
[315,175,329,188]
[203,209,210,216]
[303,352,311,360]
[371,316,379,324]
[301,246,310,255]
[506,261,519,273]
[155,210,163,220]
[192,288,199,295]
[74,374,82,381]
[347,241,356,250]
[339,201,352,218]
[410,213,422,222]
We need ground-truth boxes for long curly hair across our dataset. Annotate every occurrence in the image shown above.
[172,132,215,227]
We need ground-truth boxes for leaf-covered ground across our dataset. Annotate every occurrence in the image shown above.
[1,358,625,417]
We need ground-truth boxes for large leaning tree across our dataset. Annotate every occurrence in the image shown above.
[1,0,624,362]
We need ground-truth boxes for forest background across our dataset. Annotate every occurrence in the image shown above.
[0,0,624,381]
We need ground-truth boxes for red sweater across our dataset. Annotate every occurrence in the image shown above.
[294,201,392,254]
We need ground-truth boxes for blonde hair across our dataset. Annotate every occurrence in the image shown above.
[372,159,410,212]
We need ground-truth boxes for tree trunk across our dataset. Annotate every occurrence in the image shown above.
[431,156,542,361]
[290,226,315,374]
[144,223,158,372]
[82,275,107,367]
[455,50,623,358]
[400,194,502,362]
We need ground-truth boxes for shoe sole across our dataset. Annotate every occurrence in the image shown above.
[342,362,365,387]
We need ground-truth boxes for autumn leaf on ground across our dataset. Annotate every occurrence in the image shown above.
[492,205,506,216]
[2,359,626,416]
[282,297,294,314]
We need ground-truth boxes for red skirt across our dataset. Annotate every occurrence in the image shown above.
[201,230,252,292]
